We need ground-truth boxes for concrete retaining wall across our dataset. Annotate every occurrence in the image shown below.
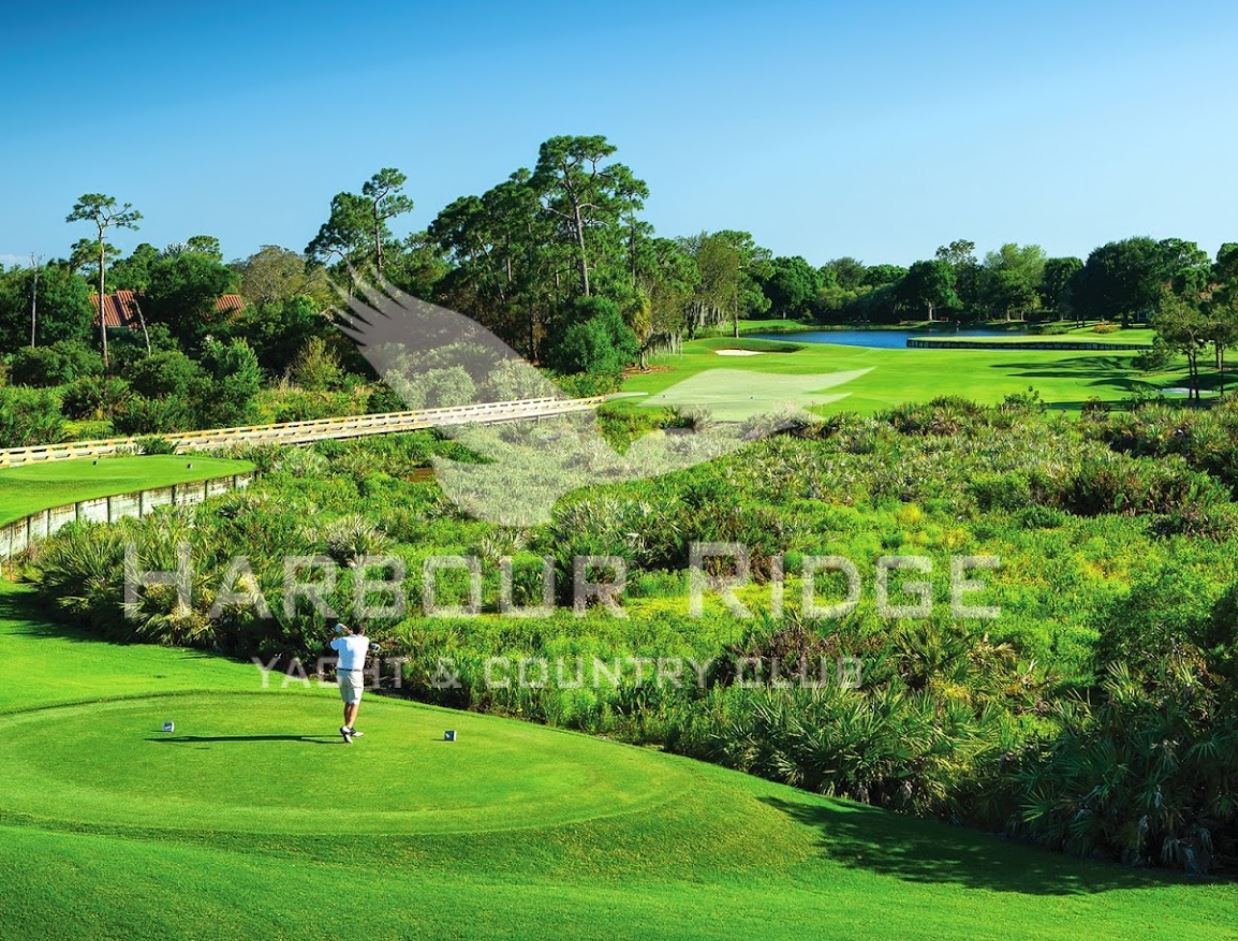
[0,472,254,561]
[906,338,1151,351]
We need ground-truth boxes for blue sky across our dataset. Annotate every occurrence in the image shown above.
[2,0,1236,270]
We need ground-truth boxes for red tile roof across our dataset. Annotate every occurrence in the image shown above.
[215,294,246,315]
[89,290,144,329]
[89,291,246,328]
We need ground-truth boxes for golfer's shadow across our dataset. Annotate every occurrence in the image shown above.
[147,734,342,746]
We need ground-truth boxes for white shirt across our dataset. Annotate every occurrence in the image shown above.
[331,635,369,671]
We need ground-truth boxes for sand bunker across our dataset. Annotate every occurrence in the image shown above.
[715,348,765,357]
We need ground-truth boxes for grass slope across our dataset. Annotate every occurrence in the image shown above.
[0,455,254,526]
[622,330,1181,417]
[0,581,1234,940]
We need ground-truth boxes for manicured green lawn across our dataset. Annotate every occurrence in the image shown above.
[0,455,253,526]
[0,580,1233,940]
[622,330,1185,418]
[698,317,817,336]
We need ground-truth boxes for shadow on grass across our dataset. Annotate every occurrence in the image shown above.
[761,796,1207,895]
[0,585,216,660]
[986,355,1148,388]
[148,734,341,745]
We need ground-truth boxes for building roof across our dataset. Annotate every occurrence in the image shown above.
[89,290,145,329]
[88,291,246,328]
[215,294,246,315]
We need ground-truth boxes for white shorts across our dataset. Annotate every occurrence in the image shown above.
[338,670,365,704]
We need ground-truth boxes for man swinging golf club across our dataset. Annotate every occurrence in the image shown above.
[330,622,370,744]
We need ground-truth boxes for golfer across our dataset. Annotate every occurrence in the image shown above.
[330,623,369,744]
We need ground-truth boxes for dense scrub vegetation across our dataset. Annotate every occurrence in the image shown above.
[24,397,1238,874]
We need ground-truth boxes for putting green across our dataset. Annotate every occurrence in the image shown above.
[0,692,684,835]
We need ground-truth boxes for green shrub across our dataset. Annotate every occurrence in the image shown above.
[61,375,131,421]
[136,436,178,455]
[365,382,405,413]
[318,514,393,565]
[261,388,361,423]
[1029,322,1073,336]
[553,370,622,397]
[548,298,638,376]
[883,396,985,436]
[1059,453,1228,518]
[124,350,202,399]
[291,336,344,391]
[970,471,1032,511]
[195,338,261,427]
[107,323,180,374]
[8,340,102,386]
[481,358,553,401]
[36,522,130,637]
[1131,338,1172,371]
[113,394,192,435]
[387,366,476,409]
[65,419,113,441]
[1089,399,1238,495]
[0,385,63,447]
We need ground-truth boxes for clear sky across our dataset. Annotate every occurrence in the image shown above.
[2,0,1236,270]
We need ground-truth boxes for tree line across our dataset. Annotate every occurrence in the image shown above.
[3,133,1238,390]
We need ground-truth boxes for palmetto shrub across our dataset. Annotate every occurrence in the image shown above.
[662,684,1012,820]
[113,393,193,435]
[1090,398,1238,494]
[1014,568,1238,872]
[1017,658,1238,872]
[969,471,1033,512]
[883,396,987,437]
[548,494,682,571]
[37,511,219,645]
[1057,453,1228,518]
[136,435,178,455]
[274,446,330,478]
[265,388,360,423]
[318,514,393,566]
[36,522,129,636]
[61,375,131,421]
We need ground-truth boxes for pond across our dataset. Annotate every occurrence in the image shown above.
[748,327,1028,350]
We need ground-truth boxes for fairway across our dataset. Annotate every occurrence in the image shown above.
[620,329,1183,418]
[638,366,873,419]
[0,455,254,526]
[1,581,1235,941]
